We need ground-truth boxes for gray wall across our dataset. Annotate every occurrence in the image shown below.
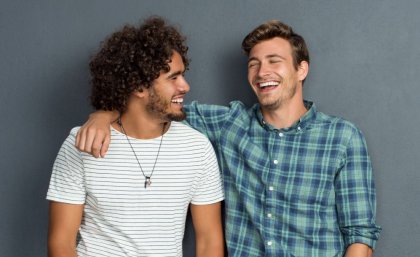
[1,0,419,256]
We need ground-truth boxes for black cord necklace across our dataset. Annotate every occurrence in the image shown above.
[117,117,166,189]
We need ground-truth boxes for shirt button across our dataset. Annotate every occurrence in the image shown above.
[267,241,273,246]
[269,186,274,191]
[273,160,278,164]
[278,132,284,137]
[297,126,301,131]
[267,213,272,218]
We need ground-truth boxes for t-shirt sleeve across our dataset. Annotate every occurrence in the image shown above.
[46,128,86,204]
[191,139,224,205]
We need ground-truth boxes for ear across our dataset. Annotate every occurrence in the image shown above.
[132,87,148,98]
[297,61,309,82]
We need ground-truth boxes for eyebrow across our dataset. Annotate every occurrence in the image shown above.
[248,54,286,63]
[166,70,184,79]
[267,54,286,60]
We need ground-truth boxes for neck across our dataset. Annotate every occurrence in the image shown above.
[261,94,307,129]
[113,108,168,139]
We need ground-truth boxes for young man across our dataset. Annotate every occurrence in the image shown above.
[47,17,224,257]
[76,20,381,256]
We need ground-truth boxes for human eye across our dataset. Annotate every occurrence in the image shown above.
[269,58,282,64]
[248,61,259,68]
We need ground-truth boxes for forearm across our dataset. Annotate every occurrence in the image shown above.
[48,240,77,257]
[89,109,119,122]
[344,243,373,257]
[48,202,83,257]
[191,202,224,257]
[196,236,224,257]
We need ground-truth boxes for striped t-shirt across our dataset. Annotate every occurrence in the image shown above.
[47,121,224,257]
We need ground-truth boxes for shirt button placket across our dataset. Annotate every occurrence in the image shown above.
[266,131,280,255]
[266,158,277,254]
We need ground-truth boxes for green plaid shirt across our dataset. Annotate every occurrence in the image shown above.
[185,100,381,257]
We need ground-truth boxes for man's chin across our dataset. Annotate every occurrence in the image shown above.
[166,110,187,122]
[260,100,281,111]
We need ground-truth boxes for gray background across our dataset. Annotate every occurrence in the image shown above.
[1,0,419,256]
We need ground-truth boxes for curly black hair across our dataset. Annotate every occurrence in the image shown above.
[89,16,189,112]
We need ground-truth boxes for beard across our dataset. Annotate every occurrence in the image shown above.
[146,88,187,122]
[259,80,298,111]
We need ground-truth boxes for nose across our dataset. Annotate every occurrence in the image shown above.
[257,62,270,78]
[178,76,190,93]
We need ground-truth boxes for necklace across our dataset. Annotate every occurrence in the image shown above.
[117,117,166,189]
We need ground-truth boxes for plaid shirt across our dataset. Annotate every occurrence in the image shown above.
[185,100,381,257]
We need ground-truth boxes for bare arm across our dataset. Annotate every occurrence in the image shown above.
[75,110,118,158]
[48,202,84,257]
[345,243,373,257]
[190,202,224,257]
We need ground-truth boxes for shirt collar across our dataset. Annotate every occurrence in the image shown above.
[255,100,317,133]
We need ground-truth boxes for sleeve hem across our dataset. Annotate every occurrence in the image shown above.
[46,193,85,205]
[191,197,224,206]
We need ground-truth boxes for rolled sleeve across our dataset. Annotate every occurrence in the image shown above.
[335,128,381,249]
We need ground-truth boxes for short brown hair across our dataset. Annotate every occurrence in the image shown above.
[242,20,309,70]
[89,16,189,112]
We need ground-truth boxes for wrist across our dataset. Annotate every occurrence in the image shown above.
[89,110,119,123]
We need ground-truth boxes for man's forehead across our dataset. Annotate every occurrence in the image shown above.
[158,52,185,77]
[249,39,293,59]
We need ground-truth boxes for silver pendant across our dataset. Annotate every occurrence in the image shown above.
[144,177,152,188]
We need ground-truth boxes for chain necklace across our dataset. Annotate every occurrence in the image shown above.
[117,117,166,189]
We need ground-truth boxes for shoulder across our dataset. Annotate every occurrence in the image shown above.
[167,122,217,154]
[54,127,84,161]
[68,126,81,138]
[315,111,365,142]
[169,122,210,142]
[57,126,81,147]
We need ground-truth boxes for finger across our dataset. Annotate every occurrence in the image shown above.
[75,128,81,148]
[84,127,97,155]
[76,127,87,151]
[91,131,104,158]
[100,134,111,158]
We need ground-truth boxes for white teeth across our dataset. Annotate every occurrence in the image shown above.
[259,81,279,88]
[171,98,184,104]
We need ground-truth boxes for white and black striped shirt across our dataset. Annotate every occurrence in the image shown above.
[47,122,224,257]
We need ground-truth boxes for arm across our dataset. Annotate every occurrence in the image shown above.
[75,110,119,158]
[335,127,381,253]
[189,139,224,256]
[345,243,373,257]
[75,102,235,157]
[185,101,240,142]
[48,202,84,257]
[190,202,224,257]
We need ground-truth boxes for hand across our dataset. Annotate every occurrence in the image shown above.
[75,110,118,158]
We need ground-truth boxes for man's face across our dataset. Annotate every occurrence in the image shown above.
[247,37,306,111]
[146,51,190,121]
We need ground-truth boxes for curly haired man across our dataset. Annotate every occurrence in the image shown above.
[46,17,224,257]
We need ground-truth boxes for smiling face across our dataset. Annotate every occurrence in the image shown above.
[146,51,190,121]
[247,37,308,111]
